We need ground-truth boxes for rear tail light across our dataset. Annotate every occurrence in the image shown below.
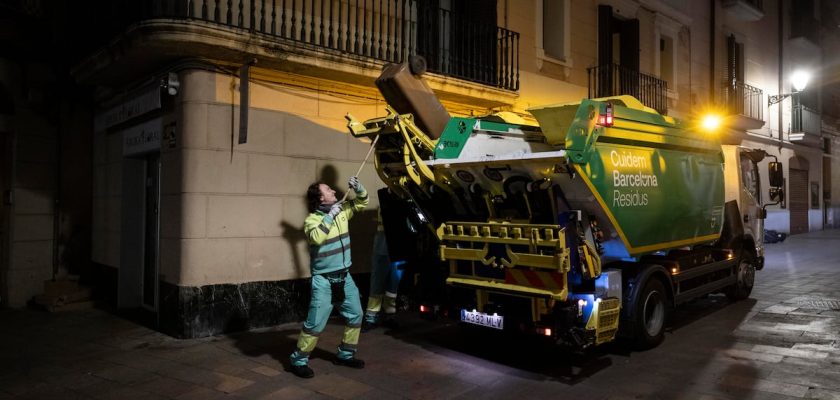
[597,103,614,127]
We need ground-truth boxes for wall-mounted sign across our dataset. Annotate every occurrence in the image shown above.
[123,117,162,156]
[95,86,161,132]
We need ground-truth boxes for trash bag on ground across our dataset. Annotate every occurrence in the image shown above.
[764,229,787,244]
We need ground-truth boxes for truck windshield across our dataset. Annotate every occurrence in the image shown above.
[740,156,761,203]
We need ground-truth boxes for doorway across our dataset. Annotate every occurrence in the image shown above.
[789,168,809,235]
[118,151,160,315]
[824,154,832,227]
[597,5,640,97]
[0,127,10,307]
[0,81,12,307]
[142,152,160,311]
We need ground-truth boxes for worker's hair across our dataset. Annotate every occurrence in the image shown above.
[306,182,325,213]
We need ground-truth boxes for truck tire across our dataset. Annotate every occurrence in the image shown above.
[726,251,756,301]
[631,278,667,349]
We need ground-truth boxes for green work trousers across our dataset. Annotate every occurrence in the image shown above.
[290,272,362,366]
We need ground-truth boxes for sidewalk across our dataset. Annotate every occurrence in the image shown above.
[1,229,840,399]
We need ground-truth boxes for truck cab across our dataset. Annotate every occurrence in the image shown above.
[722,146,766,270]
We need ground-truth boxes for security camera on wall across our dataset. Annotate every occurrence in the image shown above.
[162,72,179,96]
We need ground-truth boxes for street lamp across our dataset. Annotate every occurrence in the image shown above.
[768,70,811,106]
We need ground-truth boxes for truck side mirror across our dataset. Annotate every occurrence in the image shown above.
[768,161,784,188]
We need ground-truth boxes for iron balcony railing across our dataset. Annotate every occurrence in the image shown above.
[792,105,821,135]
[723,80,763,121]
[416,6,519,91]
[91,0,520,91]
[587,64,668,114]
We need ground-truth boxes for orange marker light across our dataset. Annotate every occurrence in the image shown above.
[701,114,721,132]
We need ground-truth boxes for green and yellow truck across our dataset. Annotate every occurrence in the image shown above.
[347,63,784,349]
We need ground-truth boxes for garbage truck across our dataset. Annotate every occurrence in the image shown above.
[346,63,785,349]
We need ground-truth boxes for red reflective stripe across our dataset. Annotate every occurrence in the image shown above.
[522,270,544,288]
[505,270,564,289]
[550,272,565,287]
[506,270,530,286]
[504,270,517,284]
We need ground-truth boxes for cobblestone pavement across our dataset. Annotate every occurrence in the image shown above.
[1,230,839,400]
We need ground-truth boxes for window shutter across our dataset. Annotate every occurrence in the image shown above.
[727,34,736,85]
[598,5,613,67]
[620,19,640,71]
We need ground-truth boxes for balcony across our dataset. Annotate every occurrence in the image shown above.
[587,64,668,115]
[80,0,519,92]
[417,5,519,91]
[722,80,764,130]
[721,0,764,22]
[790,105,822,148]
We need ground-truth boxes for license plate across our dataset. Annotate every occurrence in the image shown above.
[460,309,504,330]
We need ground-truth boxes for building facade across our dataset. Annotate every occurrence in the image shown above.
[0,0,94,311]
[0,0,837,337]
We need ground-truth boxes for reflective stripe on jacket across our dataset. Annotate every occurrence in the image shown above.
[304,188,369,275]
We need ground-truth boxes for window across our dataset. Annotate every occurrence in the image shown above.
[740,156,761,203]
[416,0,498,84]
[659,35,675,86]
[654,14,681,93]
[790,0,818,44]
[537,0,571,64]
[727,34,744,85]
[725,34,749,115]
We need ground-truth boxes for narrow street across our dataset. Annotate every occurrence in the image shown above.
[2,230,839,400]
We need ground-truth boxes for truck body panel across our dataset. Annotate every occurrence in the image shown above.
[347,65,777,349]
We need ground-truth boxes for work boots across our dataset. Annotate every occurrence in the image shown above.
[289,364,314,379]
[362,315,398,332]
[361,320,378,332]
[333,357,365,369]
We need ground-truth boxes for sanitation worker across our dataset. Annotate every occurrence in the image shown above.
[362,208,405,332]
[289,177,368,379]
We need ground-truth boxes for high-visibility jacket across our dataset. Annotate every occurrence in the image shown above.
[304,188,369,275]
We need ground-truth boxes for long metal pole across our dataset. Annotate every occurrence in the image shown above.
[340,134,381,202]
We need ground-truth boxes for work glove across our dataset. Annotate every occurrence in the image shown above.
[348,176,364,194]
[327,202,343,220]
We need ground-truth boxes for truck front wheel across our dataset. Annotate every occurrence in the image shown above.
[631,278,667,349]
[726,251,756,301]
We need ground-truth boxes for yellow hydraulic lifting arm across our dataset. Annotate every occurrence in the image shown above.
[346,107,437,187]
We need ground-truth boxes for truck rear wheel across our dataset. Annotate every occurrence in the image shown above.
[631,278,667,349]
[726,251,756,301]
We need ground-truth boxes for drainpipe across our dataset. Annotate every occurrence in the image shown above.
[710,0,715,103]
[53,106,60,280]
[778,0,784,149]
